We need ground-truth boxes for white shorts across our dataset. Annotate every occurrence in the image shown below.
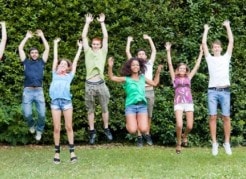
[174,103,194,112]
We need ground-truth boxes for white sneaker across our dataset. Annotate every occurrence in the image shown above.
[35,131,42,141]
[212,143,219,156]
[223,143,232,155]
[29,126,35,134]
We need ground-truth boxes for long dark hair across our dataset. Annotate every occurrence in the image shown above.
[120,57,146,76]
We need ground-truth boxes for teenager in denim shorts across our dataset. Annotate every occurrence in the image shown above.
[49,38,82,164]
[126,34,156,146]
[202,20,234,156]
[108,57,162,146]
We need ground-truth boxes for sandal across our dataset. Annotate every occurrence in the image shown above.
[53,145,61,164]
[181,134,188,147]
[176,144,182,154]
[69,144,78,163]
[70,156,78,163]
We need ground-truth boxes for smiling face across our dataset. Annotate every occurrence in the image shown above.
[29,49,39,60]
[176,63,189,76]
[130,59,140,74]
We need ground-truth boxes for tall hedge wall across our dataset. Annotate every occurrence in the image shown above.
[0,0,245,145]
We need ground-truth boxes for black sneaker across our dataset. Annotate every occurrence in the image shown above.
[89,130,96,145]
[143,134,153,146]
[137,136,143,147]
[104,128,113,141]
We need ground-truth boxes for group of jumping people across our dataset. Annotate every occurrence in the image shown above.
[0,14,233,164]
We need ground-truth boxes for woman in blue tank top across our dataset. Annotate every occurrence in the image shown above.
[49,38,83,164]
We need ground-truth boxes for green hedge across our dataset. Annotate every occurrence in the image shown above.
[0,0,245,145]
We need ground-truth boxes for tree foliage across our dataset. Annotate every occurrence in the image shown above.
[0,0,245,145]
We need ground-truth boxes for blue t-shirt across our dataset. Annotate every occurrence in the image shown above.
[49,72,74,100]
[123,74,147,107]
[22,58,45,87]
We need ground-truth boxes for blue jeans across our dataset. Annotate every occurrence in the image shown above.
[208,88,230,116]
[22,87,46,132]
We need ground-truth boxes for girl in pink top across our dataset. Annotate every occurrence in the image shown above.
[165,42,203,154]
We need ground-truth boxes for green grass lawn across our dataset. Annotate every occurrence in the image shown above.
[0,143,245,179]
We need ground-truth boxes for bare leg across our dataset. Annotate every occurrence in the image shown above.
[51,109,62,159]
[63,108,76,159]
[223,116,231,143]
[126,114,138,134]
[182,111,194,144]
[102,111,109,128]
[88,112,95,130]
[137,113,148,134]
[209,115,217,143]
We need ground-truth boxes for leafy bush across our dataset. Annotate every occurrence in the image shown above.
[0,0,245,145]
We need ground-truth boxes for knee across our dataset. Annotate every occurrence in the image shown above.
[186,124,193,131]
[65,125,73,133]
[126,126,137,134]
[139,126,148,134]
[54,127,60,134]
[176,123,182,130]
[210,115,217,121]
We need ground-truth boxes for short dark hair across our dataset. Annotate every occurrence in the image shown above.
[29,47,39,54]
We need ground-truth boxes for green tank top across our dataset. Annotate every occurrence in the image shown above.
[123,74,147,107]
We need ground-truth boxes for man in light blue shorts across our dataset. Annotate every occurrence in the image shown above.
[202,20,234,156]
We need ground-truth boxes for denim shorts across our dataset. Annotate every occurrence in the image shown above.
[125,104,148,115]
[174,103,194,112]
[51,98,73,111]
[208,88,230,116]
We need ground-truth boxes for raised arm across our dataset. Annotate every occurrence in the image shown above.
[18,31,33,62]
[108,57,125,83]
[52,38,60,72]
[97,13,108,51]
[126,36,133,60]
[188,45,203,79]
[223,20,234,55]
[71,40,83,74]
[202,24,210,57]
[143,34,156,63]
[0,21,7,60]
[146,64,163,86]
[165,42,175,82]
[82,13,93,51]
[36,29,50,63]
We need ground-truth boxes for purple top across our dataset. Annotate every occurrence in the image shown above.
[173,76,193,105]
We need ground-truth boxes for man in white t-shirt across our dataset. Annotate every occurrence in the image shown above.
[126,34,156,147]
[202,20,234,156]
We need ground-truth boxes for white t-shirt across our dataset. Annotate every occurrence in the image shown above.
[145,60,153,80]
[205,52,231,87]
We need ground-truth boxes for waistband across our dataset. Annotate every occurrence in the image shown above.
[145,86,154,91]
[25,86,42,89]
[86,80,104,85]
[208,87,230,91]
